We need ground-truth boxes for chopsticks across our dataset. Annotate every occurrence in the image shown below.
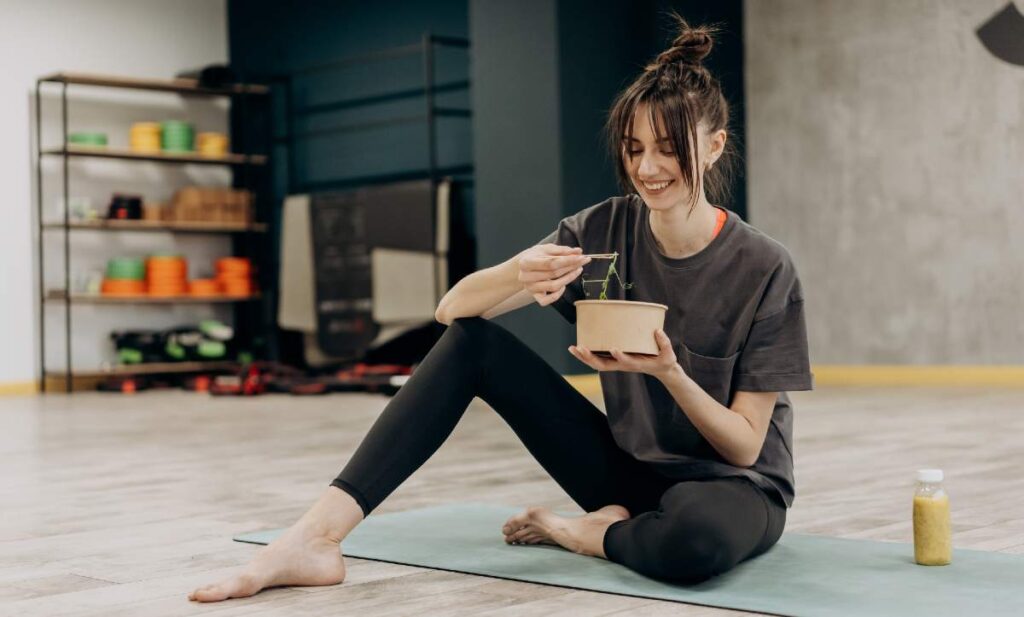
[544,252,618,260]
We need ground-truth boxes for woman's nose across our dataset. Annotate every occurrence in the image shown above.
[637,152,660,178]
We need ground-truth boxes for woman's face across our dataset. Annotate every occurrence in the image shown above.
[624,102,722,210]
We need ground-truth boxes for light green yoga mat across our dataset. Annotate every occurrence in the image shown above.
[234,503,1023,617]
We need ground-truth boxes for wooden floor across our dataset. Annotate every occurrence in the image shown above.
[2,385,1023,616]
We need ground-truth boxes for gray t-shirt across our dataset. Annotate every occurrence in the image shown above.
[538,194,813,507]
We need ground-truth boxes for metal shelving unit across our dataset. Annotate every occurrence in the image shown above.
[34,72,271,392]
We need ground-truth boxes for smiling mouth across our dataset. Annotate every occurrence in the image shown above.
[641,179,673,192]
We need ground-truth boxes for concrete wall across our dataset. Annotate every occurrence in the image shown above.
[1,0,228,383]
[746,0,1024,364]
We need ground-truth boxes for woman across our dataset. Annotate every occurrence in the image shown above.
[189,17,812,603]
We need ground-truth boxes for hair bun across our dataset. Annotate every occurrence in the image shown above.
[652,18,715,69]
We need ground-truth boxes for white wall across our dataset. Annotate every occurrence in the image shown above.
[746,0,1024,365]
[0,0,228,383]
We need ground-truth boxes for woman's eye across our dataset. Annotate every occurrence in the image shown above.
[628,150,643,156]
[660,150,675,156]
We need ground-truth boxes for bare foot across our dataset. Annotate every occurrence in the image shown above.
[501,504,630,558]
[188,524,346,602]
[189,486,363,602]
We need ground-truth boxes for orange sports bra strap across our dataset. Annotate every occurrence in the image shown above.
[712,207,727,239]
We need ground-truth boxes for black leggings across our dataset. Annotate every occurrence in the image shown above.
[331,316,786,583]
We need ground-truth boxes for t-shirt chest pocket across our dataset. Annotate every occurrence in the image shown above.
[678,345,741,407]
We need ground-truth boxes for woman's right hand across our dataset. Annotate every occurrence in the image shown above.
[517,244,591,306]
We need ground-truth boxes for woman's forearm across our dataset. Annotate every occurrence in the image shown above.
[435,255,524,323]
[656,366,761,467]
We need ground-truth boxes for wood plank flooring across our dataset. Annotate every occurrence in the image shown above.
[2,385,1022,616]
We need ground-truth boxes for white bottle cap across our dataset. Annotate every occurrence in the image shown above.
[917,469,944,483]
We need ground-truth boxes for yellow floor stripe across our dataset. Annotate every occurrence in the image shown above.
[563,374,603,398]
[564,366,1024,392]
[811,365,1024,387]
[0,381,39,396]
[5,366,1022,397]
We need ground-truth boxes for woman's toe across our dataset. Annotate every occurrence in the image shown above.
[509,526,537,543]
[502,512,531,535]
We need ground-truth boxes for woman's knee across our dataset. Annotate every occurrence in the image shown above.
[433,316,508,368]
[445,316,515,351]
[634,480,769,581]
[619,515,738,583]
[647,527,732,582]
[448,315,491,336]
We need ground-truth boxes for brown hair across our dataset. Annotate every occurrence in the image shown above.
[605,14,735,214]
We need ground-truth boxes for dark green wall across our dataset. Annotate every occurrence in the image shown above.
[228,0,471,197]
[468,0,566,365]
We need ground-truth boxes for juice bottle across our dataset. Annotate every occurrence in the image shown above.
[913,469,951,566]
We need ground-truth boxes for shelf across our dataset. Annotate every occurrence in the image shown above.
[43,145,267,166]
[43,360,240,389]
[43,220,268,234]
[39,72,269,97]
[43,361,241,391]
[47,361,239,378]
[45,291,261,304]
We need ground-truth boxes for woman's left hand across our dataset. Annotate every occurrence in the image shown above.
[569,329,680,381]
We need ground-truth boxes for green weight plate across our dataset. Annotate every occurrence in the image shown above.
[106,259,145,279]
[105,270,145,281]
[160,121,193,130]
[165,340,185,360]
[199,320,233,341]
[69,132,108,145]
[197,340,226,359]
[117,348,143,364]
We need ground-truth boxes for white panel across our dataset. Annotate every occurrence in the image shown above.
[278,195,317,331]
[371,248,438,324]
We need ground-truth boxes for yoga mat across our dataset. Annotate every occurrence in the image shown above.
[234,503,1024,617]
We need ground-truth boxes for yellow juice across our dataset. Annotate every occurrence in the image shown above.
[913,493,951,565]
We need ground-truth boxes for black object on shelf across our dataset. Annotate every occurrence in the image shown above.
[110,330,165,364]
[111,322,239,365]
[34,72,272,392]
[175,64,237,89]
[106,194,142,220]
